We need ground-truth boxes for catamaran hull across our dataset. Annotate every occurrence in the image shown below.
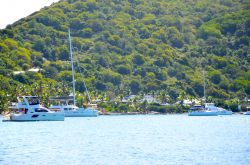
[8,113,64,121]
[64,109,98,117]
[217,111,233,115]
[188,111,218,116]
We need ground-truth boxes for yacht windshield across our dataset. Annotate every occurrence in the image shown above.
[27,97,40,105]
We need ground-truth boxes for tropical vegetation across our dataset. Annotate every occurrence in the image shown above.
[0,0,249,112]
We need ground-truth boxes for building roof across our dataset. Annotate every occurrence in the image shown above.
[49,96,74,101]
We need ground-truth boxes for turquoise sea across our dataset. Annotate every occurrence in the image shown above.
[0,115,250,165]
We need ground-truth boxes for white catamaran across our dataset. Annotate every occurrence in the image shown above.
[188,71,218,116]
[188,105,218,116]
[49,96,98,117]
[49,29,98,117]
[188,71,232,116]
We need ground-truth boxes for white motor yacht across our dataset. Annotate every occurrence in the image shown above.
[3,96,64,121]
[49,96,98,117]
[188,105,218,116]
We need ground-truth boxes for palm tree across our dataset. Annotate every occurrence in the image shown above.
[139,100,148,113]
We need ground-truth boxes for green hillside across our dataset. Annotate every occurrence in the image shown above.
[0,0,249,111]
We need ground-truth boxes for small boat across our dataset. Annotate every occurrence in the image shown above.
[49,96,98,117]
[188,105,218,116]
[3,96,64,122]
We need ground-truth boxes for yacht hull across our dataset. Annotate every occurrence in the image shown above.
[217,111,233,115]
[64,109,98,117]
[245,111,250,115]
[9,113,64,121]
[188,111,218,116]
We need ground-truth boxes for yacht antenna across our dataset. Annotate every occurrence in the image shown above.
[68,28,76,106]
[203,70,206,104]
[75,60,91,103]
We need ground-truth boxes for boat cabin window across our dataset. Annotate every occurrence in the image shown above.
[27,97,40,105]
[18,108,28,113]
[191,106,204,111]
[35,108,48,112]
[32,114,39,118]
[64,108,74,111]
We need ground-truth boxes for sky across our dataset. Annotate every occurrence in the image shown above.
[0,0,60,29]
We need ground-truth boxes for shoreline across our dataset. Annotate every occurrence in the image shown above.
[99,112,246,116]
[0,111,246,116]
[99,112,186,115]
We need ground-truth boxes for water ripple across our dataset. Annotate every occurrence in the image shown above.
[0,115,249,165]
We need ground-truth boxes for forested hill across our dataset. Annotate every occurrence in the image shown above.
[0,0,249,110]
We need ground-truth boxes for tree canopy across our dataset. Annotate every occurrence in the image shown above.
[0,0,249,112]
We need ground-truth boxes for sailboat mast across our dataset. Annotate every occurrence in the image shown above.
[68,28,76,106]
[203,70,206,104]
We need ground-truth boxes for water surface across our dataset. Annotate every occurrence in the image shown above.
[0,115,249,165]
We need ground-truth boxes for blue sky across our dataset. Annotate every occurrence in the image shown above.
[0,0,59,29]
